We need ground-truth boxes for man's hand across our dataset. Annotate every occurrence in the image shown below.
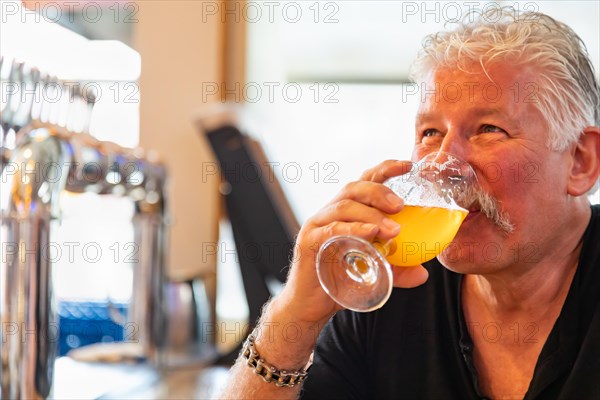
[279,159,430,326]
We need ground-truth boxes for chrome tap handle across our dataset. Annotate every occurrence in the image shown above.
[12,66,40,130]
[1,59,23,131]
[82,84,97,134]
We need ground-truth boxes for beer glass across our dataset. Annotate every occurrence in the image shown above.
[316,152,476,312]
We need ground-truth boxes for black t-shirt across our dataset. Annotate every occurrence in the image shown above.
[301,205,600,399]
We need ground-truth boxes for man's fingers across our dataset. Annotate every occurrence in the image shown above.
[391,265,429,288]
[316,221,381,243]
[360,160,414,183]
[327,181,404,215]
[310,200,401,239]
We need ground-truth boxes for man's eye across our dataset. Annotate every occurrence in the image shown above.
[480,124,505,134]
[422,129,441,137]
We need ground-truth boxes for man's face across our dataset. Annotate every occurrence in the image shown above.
[413,62,574,274]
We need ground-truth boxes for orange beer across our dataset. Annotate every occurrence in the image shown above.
[382,205,468,266]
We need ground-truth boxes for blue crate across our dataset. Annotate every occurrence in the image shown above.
[57,301,128,356]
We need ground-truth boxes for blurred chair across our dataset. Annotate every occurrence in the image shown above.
[196,108,300,363]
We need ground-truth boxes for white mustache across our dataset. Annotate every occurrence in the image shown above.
[461,187,515,234]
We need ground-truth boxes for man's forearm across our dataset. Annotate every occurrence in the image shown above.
[218,298,327,399]
[218,358,302,400]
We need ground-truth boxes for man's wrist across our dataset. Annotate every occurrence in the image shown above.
[242,329,313,388]
[251,299,325,370]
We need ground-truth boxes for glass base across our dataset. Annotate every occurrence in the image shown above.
[317,235,393,312]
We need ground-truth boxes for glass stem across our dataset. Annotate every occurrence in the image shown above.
[373,239,397,258]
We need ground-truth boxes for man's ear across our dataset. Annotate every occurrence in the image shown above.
[567,126,600,196]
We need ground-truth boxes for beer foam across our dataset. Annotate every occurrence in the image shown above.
[385,174,468,212]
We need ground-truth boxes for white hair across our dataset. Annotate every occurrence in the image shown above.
[410,7,600,151]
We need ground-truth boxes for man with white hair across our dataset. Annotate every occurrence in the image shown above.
[219,8,600,399]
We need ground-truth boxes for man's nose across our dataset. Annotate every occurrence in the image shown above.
[435,129,468,161]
